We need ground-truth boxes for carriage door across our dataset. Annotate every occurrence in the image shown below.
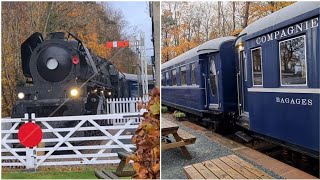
[237,50,248,115]
[208,55,219,109]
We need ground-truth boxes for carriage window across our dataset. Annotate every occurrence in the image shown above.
[209,57,217,95]
[161,73,165,86]
[191,63,196,85]
[279,35,306,85]
[251,48,263,86]
[165,71,169,86]
[172,69,177,86]
[180,66,187,85]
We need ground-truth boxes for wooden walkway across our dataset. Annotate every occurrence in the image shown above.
[184,155,273,179]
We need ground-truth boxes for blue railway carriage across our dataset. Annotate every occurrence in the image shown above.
[161,36,237,120]
[235,2,319,157]
[123,73,155,97]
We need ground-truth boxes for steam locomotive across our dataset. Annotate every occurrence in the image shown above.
[12,32,129,118]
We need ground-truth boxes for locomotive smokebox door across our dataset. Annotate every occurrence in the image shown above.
[36,45,73,82]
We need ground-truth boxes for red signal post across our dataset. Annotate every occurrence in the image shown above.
[106,41,130,48]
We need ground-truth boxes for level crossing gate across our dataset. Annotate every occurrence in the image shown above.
[1,97,148,169]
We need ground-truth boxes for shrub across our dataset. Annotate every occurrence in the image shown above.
[173,110,186,118]
[127,87,160,179]
[161,106,168,113]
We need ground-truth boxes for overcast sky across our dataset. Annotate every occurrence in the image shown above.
[108,1,154,59]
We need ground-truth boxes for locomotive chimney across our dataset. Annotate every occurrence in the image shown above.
[50,32,65,40]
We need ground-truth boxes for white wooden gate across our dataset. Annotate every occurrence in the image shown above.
[1,112,143,169]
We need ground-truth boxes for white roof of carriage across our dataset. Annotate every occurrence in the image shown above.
[162,36,235,69]
[236,2,320,44]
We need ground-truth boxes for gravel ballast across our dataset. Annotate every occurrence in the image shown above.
[161,117,282,179]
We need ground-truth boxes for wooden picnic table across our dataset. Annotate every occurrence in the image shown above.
[95,152,136,179]
[184,154,273,179]
[161,120,196,159]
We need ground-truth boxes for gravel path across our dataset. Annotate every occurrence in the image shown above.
[161,115,283,179]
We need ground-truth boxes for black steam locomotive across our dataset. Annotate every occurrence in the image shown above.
[12,32,129,118]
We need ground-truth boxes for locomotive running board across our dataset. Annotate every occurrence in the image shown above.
[235,131,253,143]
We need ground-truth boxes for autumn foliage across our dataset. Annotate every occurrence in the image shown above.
[161,1,294,63]
[127,87,160,179]
[1,2,139,117]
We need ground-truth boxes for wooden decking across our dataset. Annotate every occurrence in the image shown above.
[184,155,273,179]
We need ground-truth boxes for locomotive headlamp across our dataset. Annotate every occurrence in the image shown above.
[70,89,79,97]
[18,92,25,99]
[46,58,59,70]
[108,91,112,96]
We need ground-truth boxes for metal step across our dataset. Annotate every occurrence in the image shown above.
[235,131,253,143]
[237,115,250,129]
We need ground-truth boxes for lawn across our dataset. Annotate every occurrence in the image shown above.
[2,165,134,179]
[2,171,97,179]
[2,166,117,179]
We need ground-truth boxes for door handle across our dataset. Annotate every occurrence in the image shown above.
[236,72,241,114]
[202,73,208,108]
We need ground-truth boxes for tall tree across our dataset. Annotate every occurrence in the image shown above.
[242,2,250,28]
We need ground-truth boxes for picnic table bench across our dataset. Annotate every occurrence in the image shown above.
[184,154,273,179]
[161,120,196,159]
[95,152,136,179]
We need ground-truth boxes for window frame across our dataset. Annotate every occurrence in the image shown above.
[190,62,197,85]
[180,65,187,86]
[165,71,170,86]
[172,68,177,86]
[251,47,263,86]
[278,35,308,87]
[161,73,166,86]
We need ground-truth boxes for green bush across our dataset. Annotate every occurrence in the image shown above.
[173,111,186,118]
[161,106,168,113]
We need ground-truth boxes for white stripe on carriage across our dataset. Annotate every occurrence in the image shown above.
[161,85,201,89]
[248,88,320,94]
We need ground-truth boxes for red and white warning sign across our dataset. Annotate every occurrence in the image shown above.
[18,122,42,148]
[106,40,130,48]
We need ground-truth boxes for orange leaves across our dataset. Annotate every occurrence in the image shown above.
[127,87,160,179]
[76,32,112,59]
[230,28,243,36]
[161,2,294,63]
